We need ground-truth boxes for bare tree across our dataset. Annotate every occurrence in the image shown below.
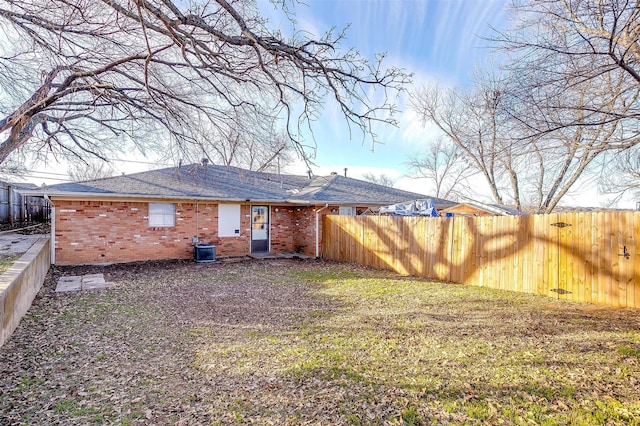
[405,137,474,200]
[411,74,524,208]
[361,172,395,187]
[508,76,624,212]
[410,0,640,212]
[480,0,640,210]
[171,116,295,173]
[0,0,409,168]
[598,146,640,205]
[497,0,640,145]
[67,160,116,182]
[411,69,622,213]
[0,157,28,183]
[203,123,295,173]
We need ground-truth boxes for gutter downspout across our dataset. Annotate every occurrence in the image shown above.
[315,204,329,258]
[44,195,55,265]
[194,202,199,244]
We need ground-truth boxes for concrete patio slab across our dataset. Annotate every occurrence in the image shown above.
[82,281,115,291]
[82,274,105,283]
[56,274,115,292]
[55,276,82,292]
[81,273,113,291]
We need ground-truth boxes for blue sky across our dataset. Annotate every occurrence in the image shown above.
[282,0,627,208]
[257,0,510,191]
[25,1,513,196]
[17,1,627,207]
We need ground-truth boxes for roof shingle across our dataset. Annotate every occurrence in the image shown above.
[26,164,455,206]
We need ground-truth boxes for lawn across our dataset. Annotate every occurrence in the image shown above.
[1,259,639,425]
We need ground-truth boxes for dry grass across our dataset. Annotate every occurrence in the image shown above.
[1,259,639,425]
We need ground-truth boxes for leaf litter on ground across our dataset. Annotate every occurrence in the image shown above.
[0,258,639,425]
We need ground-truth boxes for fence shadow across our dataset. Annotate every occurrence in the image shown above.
[323,213,640,308]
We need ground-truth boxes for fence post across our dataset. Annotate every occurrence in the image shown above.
[20,194,25,223]
[7,185,13,226]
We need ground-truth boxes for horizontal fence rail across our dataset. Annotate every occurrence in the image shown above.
[323,212,640,308]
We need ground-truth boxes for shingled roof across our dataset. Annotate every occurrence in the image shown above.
[24,164,455,207]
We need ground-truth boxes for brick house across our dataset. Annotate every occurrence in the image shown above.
[22,164,454,265]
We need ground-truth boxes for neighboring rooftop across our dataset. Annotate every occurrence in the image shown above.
[21,164,455,207]
[443,198,523,216]
[0,181,39,190]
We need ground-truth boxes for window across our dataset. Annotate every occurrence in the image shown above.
[218,204,241,237]
[148,203,175,227]
[339,206,356,216]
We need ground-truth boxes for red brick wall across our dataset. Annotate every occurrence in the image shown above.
[268,205,339,256]
[53,200,252,265]
[291,206,342,257]
[298,205,369,257]
[293,206,317,256]
[270,206,296,253]
[202,204,252,256]
[53,200,359,265]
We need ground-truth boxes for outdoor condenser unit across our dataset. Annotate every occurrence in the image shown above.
[194,243,216,262]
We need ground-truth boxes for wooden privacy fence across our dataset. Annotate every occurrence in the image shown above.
[323,212,640,308]
[0,183,50,225]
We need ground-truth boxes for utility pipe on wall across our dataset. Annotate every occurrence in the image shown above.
[44,195,54,264]
[193,202,199,244]
[315,204,329,258]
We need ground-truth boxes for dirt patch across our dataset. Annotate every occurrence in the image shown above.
[1,259,639,425]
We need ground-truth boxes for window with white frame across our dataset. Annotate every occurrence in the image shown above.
[148,203,175,227]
